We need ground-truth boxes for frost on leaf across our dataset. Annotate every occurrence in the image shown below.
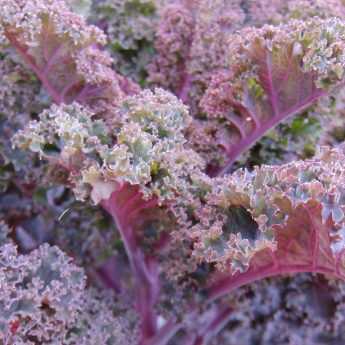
[188,147,345,301]
[0,0,139,111]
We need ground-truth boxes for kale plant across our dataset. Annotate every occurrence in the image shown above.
[2,1,345,345]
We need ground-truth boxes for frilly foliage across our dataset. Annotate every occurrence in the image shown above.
[0,51,47,192]
[200,17,345,171]
[0,240,85,344]
[190,147,345,276]
[211,275,345,345]
[0,0,139,111]
[151,1,345,171]
[92,0,159,84]
[3,1,345,345]
[13,89,204,204]
[0,222,138,345]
